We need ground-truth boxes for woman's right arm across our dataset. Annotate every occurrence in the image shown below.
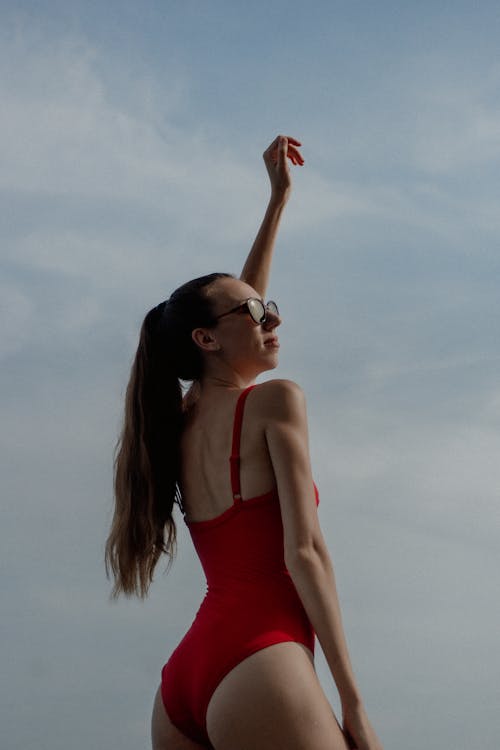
[262,379,383,750]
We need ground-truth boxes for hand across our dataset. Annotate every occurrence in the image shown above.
[341,702,384,750]
[262,134,304,202]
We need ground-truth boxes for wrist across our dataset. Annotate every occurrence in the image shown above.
[268,190,290,209]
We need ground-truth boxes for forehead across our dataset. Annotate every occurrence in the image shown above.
[208,276,259,308]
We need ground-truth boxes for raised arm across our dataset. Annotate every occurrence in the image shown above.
[262,379,384,750]
[240,135,304,298]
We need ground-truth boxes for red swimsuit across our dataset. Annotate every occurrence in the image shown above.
[161,385,319,746]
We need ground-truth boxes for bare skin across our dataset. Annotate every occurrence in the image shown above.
[152,686,206,750]
[206,643,351,750]
[151,136,383,750]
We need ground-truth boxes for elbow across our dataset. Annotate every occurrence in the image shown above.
[285,538,329,577]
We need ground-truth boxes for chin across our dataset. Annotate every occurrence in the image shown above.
[262,356,279,373]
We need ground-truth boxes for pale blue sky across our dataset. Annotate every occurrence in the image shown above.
[2,2,500,749]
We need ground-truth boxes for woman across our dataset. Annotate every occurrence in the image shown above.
[105,135,383,750]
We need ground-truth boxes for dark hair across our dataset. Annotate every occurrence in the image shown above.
[105,272,234,598]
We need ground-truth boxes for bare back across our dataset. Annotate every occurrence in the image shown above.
[179,385,276,524]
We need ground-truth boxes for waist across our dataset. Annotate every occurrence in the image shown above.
[199,569,298,607]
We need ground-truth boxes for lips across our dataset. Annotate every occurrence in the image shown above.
[264,337,280,348]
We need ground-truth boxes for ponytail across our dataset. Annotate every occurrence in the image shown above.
[105,273,233,598]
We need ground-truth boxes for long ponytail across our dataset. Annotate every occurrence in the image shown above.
[105,273,233,598]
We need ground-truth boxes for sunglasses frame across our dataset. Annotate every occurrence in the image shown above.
[216,298,279,325]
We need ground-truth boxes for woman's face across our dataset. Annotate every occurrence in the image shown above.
[204,276,282,377]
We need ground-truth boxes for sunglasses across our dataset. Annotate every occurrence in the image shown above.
[216,298,279,325]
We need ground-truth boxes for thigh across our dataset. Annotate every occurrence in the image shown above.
[151,686,208,750]
[205,642,350,750]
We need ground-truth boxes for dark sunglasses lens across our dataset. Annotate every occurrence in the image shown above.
[266,300,279,317]
[247,298,266,323]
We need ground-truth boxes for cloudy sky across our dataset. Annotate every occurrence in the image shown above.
[2,2,500,748]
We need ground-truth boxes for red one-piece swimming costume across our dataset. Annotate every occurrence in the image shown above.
[161,385,319,746]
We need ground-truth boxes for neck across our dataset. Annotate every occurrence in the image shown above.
[200,374,256,391]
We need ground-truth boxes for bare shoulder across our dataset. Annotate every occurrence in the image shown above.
[250,379,307,425]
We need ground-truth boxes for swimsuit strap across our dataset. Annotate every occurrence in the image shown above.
[229,385,256,504]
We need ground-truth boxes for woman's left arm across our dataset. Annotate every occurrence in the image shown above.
[240,135,304,298]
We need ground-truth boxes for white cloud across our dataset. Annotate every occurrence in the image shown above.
[0,280,36,358]
[411,72,500,174]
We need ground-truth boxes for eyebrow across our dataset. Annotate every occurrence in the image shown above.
[234,296,265,304]
[216,297,266,319]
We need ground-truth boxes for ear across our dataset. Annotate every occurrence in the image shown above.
[191,327,221,352]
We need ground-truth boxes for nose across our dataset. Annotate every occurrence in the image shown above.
[263,310,281,330]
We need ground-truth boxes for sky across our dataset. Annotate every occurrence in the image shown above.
[1,1,500,748]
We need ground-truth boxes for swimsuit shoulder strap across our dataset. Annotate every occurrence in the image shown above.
[229,385,256,504]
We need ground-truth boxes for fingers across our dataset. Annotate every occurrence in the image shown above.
[263,134,302,153]
[281,139,304,166]
[263,134,304,166]
[277,135,289,171]
[287,144,304,165]
[266,134,302,148]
